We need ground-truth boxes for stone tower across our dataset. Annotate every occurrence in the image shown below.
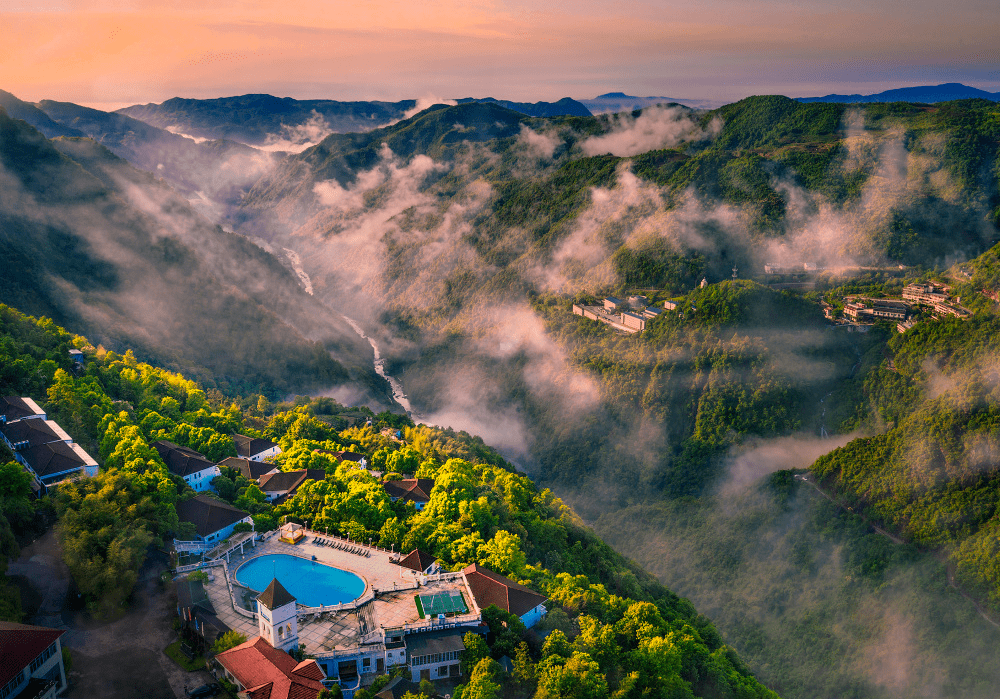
[256,578,298,652]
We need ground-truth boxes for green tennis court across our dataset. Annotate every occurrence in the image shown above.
[415,590,468,617]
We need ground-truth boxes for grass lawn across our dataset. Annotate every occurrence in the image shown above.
[164,640,206,671]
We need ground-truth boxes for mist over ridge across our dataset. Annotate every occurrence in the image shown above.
[4,85,1000,697]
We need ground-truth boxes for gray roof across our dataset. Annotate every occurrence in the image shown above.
[405,628,467,657]
[175,494,249,538]
[0,419,70,449]
[233,434,279,458]
[0,396,44,423]
[20,440,96,481]
[152,440,217,478]
[220,456,276,481]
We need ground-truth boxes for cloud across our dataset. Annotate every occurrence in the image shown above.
[517,124,561,159]
[260,110,334,153]
[402,95,458,121]
[580,105,721,157]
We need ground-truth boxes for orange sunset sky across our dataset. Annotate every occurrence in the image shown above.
[1,0,998,108]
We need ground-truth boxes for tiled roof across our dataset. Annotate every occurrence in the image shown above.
[383,478,435,504]
[405,628,467,657]
[0,396,45,422]
[234,434,279,459]
[0,418,71,449]
[216,636,324,699]
[257,578,296,610]
[462,563,547,618]
[397,549,437,573]
[335,451,366,462]
[0,621,64,687]
[258,469,325,494]
[152,440,217,478]
[175,494,250,538]
[20,440,96,480]
[220,457,277,481]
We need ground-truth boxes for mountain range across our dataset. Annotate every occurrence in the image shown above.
[797,82,1000,104]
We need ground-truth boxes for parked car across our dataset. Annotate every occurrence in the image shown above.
[187,684,219,698]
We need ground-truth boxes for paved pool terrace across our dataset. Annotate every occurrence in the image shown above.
[193,532,478,656]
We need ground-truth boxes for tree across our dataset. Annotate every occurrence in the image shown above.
[212,630,247,654]
[513,642,537,694]
[479,530,527,577]
[462,631,490,674]
[535,651,607,699]
[419,678,435,697]
[460,658,501,699]
[317,687,343,699]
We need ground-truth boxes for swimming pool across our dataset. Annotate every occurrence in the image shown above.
[234,554,366,607]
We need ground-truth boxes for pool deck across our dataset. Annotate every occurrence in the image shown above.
[195,532,477,657]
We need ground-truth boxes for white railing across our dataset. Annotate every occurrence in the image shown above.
[174,559,225,574]
[174,540,210,553]
[384,613,480,636]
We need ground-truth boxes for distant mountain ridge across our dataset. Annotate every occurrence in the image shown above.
[797,82,1000,104]
[117,94,416,147]
[580,92,724,113]
[455,96,591,117]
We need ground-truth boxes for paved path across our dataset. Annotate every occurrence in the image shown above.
[12,531,213,699]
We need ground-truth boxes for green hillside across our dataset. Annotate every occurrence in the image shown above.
[0,304,779,699]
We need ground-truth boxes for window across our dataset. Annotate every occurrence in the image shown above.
[278,626,284,639]
[286,624,292,636]
[363,658,371,668]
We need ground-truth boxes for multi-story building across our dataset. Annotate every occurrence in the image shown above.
[0,622,68,699]
[152,440,221,492]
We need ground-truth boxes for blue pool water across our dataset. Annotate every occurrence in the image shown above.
[234,554,365,607]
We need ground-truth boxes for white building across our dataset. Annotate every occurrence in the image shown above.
[152,440,220,492]
[234,434,282,462]
[256,578,299,652]
[0,621,68,699]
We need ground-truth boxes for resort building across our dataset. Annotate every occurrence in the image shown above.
[153,440,221,492]
[902,283,950,306]
[383,479,435,510]
[843,298,908,322]
[17,440,98,491]
[234,434,282,462]
[258,469,326,504]
[0,396,45,423]
[0,621,68,699]
[215,635,325,699]
[175,494,253,548]
[219,456,280,482]
[405,629,465,682]
[573,297,665,334]
[333,451,369,468]
[463,564,547,629]
[0,418,73,452]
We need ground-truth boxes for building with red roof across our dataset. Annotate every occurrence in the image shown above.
[382,479,434,510]
[215,636,325,699]
[394,549,439,575]
[0,621,67,699]
[462,563,547,629]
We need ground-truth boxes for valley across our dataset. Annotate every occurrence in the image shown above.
[3,88,1000,698]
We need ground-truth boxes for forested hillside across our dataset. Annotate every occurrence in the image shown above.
[0,304,779,699]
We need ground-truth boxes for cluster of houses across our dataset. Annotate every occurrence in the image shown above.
[572,295,665,333]
[0,396,98,496]
[834,282,972,333]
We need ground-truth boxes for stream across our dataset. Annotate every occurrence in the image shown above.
[341,315,423,420]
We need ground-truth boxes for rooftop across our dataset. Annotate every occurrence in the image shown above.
[383,479,435,504]
[176,494,250,538]
[152,440,217,478]
[258,578,296,610]
[220,456,277,481]
[0,396,45,423]
[234,433,280,459]
[462,563,547,618]
[0,621,65,687]
[19,440,96,480]
[0,418,71,449]
[215,636,324,699]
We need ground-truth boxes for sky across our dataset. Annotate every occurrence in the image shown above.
[1,0,998,109]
